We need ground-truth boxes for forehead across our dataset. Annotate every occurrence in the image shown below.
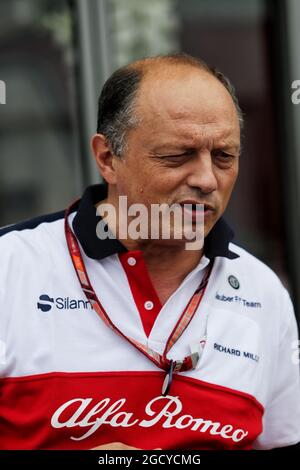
[135,66,240,146]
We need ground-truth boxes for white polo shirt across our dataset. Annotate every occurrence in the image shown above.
[0,184,300,450]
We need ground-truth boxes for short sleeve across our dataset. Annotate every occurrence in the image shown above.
[253,289,300,449]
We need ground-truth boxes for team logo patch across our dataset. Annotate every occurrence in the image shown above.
[228,275,240,290]
[37,294,54,312]
[37,293,92,311]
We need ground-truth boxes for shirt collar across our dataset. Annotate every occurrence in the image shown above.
[72,184,239,261]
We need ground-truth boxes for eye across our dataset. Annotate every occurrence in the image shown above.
[161,150,194,162]
[212,150,233,159]
[159,156,184,167]
[165,153,187,159]
[212,149,236,167]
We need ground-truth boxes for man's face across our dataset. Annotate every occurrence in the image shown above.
[111,66,240,240]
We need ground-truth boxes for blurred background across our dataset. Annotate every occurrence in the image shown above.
[0,0,300,319]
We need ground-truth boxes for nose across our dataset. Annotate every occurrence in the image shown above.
[186,151,218,194]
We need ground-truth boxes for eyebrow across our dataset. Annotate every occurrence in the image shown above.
[214,142,241,153]
[151,144,190,153]
[152,140,240,154]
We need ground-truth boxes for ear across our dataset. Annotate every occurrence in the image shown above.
[90,134,117,184]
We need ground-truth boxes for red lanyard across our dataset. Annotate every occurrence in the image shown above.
[64,201,213,395]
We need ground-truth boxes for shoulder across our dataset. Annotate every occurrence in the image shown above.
[0,210,66,266]
[0,210,65,239]
[228,242,284,288]
[227,242,295,333]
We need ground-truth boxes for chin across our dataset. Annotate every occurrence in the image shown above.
[204,214,220,237]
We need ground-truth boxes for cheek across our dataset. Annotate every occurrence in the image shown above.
[114,170,128,195]
[118,158,152,188]
[148,166,188,190]
[114,163,153,205]
[216,170,238,201]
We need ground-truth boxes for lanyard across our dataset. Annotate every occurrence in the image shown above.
[64,201,213,395]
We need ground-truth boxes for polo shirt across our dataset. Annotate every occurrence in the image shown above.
[0,183,300,450]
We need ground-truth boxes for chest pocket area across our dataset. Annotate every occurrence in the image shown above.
[197,307,263,398]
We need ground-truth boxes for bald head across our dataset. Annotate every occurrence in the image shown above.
[97,54,242,158]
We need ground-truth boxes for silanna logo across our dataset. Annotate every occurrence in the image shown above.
[37,294,92,311]
[37,294,54,312]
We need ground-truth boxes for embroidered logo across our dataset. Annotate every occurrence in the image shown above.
[37,294,54,312]
[228,275,240,289]
[37,294,92,311]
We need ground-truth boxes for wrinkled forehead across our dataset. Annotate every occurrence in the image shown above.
[136,66,239,133]
[134,66,240,147]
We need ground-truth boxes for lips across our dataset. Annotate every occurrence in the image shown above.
[177,200,215,212]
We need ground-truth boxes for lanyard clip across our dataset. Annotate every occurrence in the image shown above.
[162,359,175,396]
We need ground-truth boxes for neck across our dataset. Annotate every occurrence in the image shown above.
[124,238,203,305]
[141,242,203,280]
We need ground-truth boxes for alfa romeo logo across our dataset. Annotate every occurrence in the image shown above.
[228,275,240,289]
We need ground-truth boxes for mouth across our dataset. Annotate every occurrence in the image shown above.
[176,200,215,224]
[178,200,215,212]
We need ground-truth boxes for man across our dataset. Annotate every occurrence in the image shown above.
[0,54,299,450]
